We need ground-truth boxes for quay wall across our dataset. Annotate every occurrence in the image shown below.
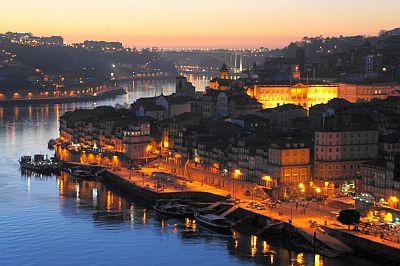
[65,163,400,263]
[100,170,226,203]
[324,226,400,264]
[160,161,268,199]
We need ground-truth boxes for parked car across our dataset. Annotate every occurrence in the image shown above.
[128,164,142,170]
[261,199,272,205]
[257,205,266,210]
[246,202,256,208]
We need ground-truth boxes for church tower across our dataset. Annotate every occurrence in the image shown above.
[219,63,229,79]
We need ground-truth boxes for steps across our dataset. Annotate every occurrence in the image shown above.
[220,205,239,217]
[297,227,353,256]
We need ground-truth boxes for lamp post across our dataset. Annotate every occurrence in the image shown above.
[319,204,322,223]
[290,204,293,223]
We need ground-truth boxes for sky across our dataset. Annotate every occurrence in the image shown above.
[1,0,399,48]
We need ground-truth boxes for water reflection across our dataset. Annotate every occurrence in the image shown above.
[26,168,325,265]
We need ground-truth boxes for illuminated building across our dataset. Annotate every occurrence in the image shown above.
[338,83,400,102]
[82,40,123,51]
[209,63,243,91]
[123,121,152,160]
[219,63,229,80]
[314,126,379,194]
[361,153,400,210]
[246,83,339,109]
[246,81,400,110]
[59,107,153,163]
[267,139,311,200]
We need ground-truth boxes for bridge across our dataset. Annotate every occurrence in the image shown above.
[161,50,247,73]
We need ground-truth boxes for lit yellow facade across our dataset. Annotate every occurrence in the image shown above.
[246,83,339,109]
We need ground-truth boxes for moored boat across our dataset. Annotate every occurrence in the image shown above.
[69,169,95,179]
[19,154,61,174]
[153,201,194,218]
[194,213,234,234]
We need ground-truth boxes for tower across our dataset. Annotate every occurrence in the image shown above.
[219,63,229,79]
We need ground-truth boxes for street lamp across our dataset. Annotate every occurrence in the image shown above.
[319,204,322,223]
[262,175,271,187]
[298,183,305,193]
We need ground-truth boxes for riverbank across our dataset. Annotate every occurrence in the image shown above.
[57,158,399,263]
[94,165,400,264]
[0,87,126,106]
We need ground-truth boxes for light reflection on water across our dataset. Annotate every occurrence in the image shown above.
[0,78,379,266]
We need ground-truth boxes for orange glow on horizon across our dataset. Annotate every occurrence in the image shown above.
[1,0,399,48]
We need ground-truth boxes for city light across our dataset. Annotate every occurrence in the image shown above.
[298,183,305,193]
[390,196,398,202]
[262,175,271,181]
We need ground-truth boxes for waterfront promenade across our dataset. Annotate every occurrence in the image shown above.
[64,159,400,261]
[118,162,400,252]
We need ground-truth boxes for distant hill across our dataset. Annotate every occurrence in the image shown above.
[0,41,176,80]
[379,28,400,39]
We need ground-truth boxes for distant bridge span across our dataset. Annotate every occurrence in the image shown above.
[161,51,244,71]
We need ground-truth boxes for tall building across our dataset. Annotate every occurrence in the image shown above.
[314,126,379,194]
[361,153,400,210]
[123,121,152,160]
[219,63,229,79]
[267,139,311,200]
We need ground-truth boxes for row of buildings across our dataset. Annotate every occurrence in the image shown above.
[58,107,155,165]
[57,63,400,206]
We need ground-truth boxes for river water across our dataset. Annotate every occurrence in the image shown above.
[0,77,378,266]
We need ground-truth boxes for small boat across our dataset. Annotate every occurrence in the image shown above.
[69,169,94,179]
[153,202,194,218]
[194,213,234,234]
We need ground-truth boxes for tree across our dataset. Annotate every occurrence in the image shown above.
[337,209,361,230]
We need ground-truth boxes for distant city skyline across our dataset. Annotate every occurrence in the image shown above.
[1,0,399,48]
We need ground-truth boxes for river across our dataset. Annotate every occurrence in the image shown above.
[0,76,378,265]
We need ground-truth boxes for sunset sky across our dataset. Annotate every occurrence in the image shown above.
[1,0,399,48]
